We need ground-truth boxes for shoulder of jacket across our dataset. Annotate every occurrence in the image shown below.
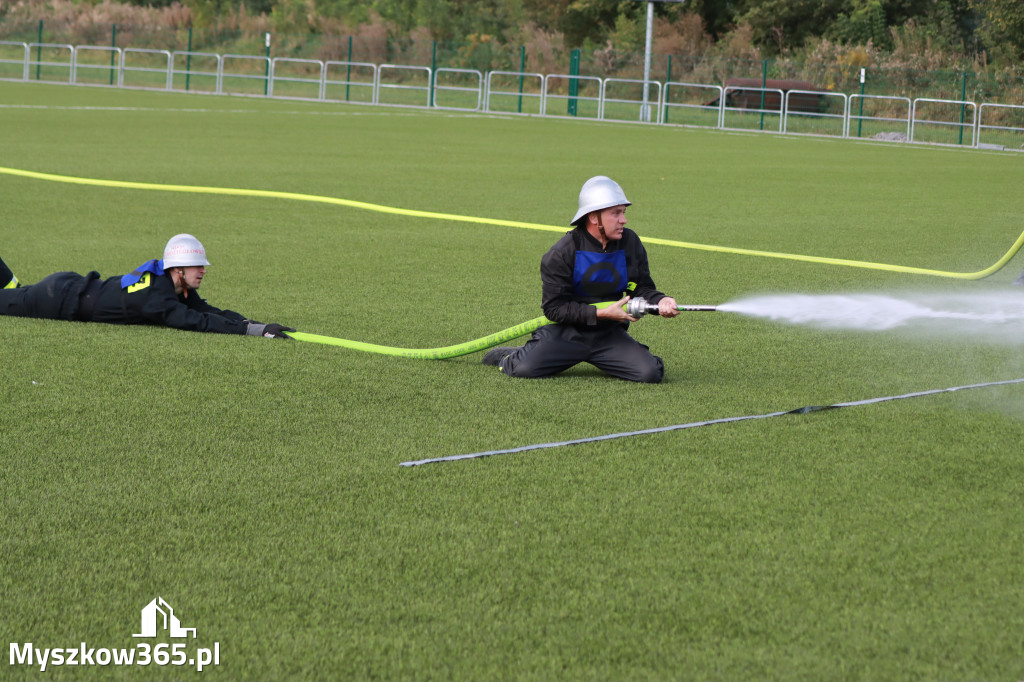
[544,230,577,255]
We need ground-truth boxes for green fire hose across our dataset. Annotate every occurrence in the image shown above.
[290,315,553,359]
[289,299,717,359]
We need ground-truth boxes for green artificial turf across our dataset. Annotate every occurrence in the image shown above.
[2,81,1024,680]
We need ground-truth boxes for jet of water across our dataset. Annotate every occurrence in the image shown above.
[718,292,1024,337]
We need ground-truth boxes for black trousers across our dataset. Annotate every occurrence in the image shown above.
[0,272,89,321]
[499,322,665,383]
[0,257,14,288]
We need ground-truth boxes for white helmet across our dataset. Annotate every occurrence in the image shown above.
[571,175,631,226]
[163,234,211,268]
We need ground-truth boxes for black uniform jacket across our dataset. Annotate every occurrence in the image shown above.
[540,226,665,328]
[86,270,249,334]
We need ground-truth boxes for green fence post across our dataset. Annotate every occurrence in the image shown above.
[958,71,967,145]
[345,36,352,101]
[185,27,192,91]
[110,24,116,86]
[430,41,436,107]
[35,20,42,81]
[759,59,767,130]
[568,48,580,116]
[518,45,525,114]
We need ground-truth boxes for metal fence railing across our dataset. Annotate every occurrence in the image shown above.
[1,39,1022,151]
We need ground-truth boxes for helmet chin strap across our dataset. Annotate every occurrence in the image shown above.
[176,268,189,298]
[589,211,609,247]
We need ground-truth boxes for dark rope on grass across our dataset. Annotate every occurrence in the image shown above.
[399,377,1024,467]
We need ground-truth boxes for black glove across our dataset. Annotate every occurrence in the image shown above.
[262,323,296,339]
[246,323,295,339]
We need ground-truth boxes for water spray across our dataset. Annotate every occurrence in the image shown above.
[718,291,1024,337]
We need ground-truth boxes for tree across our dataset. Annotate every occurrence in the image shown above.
[685,0,747,41]
[828,0,890,47]
[970,0,1024,63]
[737,0,848,53]
[556,0,640,48]
[414,0,523,42]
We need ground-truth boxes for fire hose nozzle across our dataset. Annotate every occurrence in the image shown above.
[625,297,718,317]
[625,297,658,317]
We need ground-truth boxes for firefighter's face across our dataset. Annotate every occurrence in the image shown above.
[176,265,206,291]
[592,205,627,241]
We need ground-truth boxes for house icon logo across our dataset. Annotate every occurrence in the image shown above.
[132,597,197,638]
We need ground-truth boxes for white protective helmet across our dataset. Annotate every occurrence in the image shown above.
[163,233,211,268]
[571,175,631,226]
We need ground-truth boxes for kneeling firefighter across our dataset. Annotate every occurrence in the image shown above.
[482,176,679,383]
